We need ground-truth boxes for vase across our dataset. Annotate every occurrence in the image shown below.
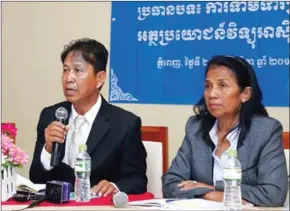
[1,166,17,202]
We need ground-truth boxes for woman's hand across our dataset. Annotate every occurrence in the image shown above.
[177,180,215,191]
[201,191,224,202]
[201,191,254,206]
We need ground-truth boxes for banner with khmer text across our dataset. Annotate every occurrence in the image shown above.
[109,1,289,106]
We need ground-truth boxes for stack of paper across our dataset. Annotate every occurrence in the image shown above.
[129,198,225,210]
[169,199,225,210]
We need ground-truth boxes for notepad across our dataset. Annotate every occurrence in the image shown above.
[16,174,46,193]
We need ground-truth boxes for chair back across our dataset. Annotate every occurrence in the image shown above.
[141,126,168,198]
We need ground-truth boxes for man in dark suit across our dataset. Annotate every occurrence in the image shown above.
[29,38,147,196]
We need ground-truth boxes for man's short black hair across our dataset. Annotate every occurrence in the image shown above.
[61,38,108,73]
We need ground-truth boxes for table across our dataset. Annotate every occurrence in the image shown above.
[1,205,134,210]
[1,205,288,211]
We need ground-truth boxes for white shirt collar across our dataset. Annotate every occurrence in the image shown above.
[209,120,240,148]
[70,95,102,125]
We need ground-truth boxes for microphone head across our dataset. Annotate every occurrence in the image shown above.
[55,107,68,122]
[112,192,128,208]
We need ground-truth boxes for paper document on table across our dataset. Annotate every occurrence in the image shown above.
[168,198,225,210]
[16,174,46,193]
[129,198,179,208]
[129,198,225,210]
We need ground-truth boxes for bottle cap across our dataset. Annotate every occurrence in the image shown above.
[227,149,237,157]
[78,144,87,152]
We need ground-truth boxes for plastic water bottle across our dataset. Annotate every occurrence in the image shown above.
[74,144,91,202]
[223,149,242,211]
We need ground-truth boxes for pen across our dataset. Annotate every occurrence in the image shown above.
[165,199,176,203]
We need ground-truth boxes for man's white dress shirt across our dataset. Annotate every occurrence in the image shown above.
[41,96,102,170]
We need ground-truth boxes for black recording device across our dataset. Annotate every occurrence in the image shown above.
[13,191,45,202]
[50,107,68,167]
[45,181,71,204]
[11,181,71,211]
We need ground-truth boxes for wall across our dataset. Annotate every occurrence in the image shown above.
[2,2,289,178]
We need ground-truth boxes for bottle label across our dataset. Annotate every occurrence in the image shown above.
[75,160,91,172]
[223,168,242,180]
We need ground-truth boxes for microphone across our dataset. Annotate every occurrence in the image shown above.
[112,191,128,208]
[50,107,68,167]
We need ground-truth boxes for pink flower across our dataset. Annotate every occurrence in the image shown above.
[1,133,28,168]
[8,147,28,166]
[2,123,17,139]
[1,134,14,155]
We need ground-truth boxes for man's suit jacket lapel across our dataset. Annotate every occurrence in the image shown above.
[86,97,111,155]
[60,98,111,159]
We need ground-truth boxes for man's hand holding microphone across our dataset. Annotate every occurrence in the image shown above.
[44,121,70,154]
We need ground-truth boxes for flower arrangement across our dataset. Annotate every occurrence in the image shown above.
[1,123,29,202]
[1,124,28,169]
